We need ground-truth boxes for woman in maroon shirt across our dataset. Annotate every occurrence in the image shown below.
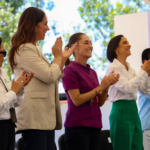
[62,32,119,150]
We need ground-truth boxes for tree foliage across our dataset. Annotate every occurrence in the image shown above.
[0,0,55,79]
[78,0,150,71]
[0,1,21,77]
[5,0,25,13]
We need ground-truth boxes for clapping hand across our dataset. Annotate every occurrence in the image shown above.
[110,71,119,85]
[100,71,119,90]
[141,60,150,74]
[11,70,34,95]
[62,42,77,60]
[17,70,34,86]
[142,60,150,76]
[52,37,63,59]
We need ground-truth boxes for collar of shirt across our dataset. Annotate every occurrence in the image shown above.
[113,58,130,70]
[70,61,91,73]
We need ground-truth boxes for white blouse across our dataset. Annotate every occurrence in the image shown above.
[105,59,150,102]
[0,68,24,120]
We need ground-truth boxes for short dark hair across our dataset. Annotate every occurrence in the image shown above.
[107,35,124,62]
[0,37,2,46]
[141,48,150,64]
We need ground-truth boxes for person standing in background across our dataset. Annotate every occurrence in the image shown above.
[139,48,150,150]
[62,32,119,150]
[106,35,150,150]
[0,37,33,150]
[9,7,77,150]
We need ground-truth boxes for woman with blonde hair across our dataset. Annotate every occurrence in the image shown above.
[9,7,76,150]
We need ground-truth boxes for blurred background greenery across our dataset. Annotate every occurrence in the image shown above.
[0,0,150,81]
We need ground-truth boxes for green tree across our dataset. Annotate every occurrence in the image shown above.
[5,0,25,13]
[78,0,150,74]
[0,1,21,78]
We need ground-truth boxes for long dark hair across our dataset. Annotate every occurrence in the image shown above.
[107,35,124,62]
[9,7,45,71]
[65,32,85,66]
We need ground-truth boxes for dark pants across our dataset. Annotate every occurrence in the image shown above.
[22,129,55,150]
[65,127,101,150]
[0,119,15,150]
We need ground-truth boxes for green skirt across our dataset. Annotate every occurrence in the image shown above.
[109,100,142,150]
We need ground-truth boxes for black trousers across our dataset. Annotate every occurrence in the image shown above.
[65,127,101,150]
[22,129,55,150]
[0,119,15,150]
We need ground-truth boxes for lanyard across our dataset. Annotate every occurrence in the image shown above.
[0,77,17,123]
[0,77,8,92]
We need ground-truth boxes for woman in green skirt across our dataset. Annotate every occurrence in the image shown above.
[105,35,150,150]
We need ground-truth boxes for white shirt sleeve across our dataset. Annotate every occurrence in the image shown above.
[107,66,148,94]
[14,89,24,107]
[138,76,150,95]
[0,90,17,114]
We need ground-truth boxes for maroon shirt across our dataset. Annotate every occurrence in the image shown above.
[62,61,102,128]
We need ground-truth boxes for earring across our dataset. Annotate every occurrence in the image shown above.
[76,51,78,53]
[116,52,118,55]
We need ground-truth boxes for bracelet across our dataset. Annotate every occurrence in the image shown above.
[96,90,98,96]
[95,90,101,104]
[95,89,103,95]
[103,89,108,94]
[54,58,62,61]
[99,90,103,95]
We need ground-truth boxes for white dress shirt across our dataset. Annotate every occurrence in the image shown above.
[105,59,150,102]
[0,68,24,120]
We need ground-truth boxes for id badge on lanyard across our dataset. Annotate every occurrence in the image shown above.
[0,77,17,123]
[9,104,17,123]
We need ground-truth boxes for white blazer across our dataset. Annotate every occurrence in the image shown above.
[14,43,63,132]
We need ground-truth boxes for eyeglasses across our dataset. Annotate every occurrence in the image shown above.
[0,50,7,57]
